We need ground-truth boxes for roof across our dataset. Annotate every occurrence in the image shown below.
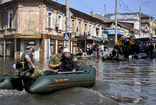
[103,21,131,30]
[94,13,112,22]
[104,12,150,19]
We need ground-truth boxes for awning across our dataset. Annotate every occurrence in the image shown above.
[93,38,101,41]
[77,36,87,40]
[77,35,103,42]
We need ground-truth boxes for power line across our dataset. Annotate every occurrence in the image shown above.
[78,0,101,13]
[58,0,103,14]
[119,0,127,13]
[119,0,133,13]
[81,0,104,12]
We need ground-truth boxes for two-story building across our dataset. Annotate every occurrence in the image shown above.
[0,0,104,60]
[93,13,131,47]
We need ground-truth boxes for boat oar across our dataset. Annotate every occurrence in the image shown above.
[20,68,34,76]
[57,71,86,74]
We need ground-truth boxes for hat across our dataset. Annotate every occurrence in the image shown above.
[28,41,36,45]
[26,45,32,49]
[63,48,70,53]
[26,41,36,49]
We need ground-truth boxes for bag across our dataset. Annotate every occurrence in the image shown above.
[14,62,27,70]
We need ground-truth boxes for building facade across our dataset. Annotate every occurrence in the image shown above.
[0,0,104,60]
[93,12,131,47]
[72,11,104,52]
[105,12,156,40]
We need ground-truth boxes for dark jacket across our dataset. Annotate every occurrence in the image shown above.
[59,54,79,71]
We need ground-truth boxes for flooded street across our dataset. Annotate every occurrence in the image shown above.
[0,57,156,105]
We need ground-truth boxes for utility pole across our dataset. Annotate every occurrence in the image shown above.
[139,6,141,37]
[115,0,117,44]
[139,1,149,37]
[66,0,70,49]
[149,15,151,39]
[104,4,106,15]
[149,10,154,39]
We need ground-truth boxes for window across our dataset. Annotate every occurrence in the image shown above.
[1,15,4,29]
[8,10,13,28]
[72,20,75,32]
[85,24,87,30]
[89,24,92,36]
[96,28,99,36]
[94,24,96,36]
[48,11,53,28]
[89,24,92,30]
[79,22,81,34]
[84,24,88,35]
[57,14,62,30]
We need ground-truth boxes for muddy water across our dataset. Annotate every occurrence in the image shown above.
[0,57,156,105]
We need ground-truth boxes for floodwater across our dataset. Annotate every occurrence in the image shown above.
[0,57,156,105]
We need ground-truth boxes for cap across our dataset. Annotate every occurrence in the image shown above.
[28,41,36,45]
[63,48,70,53]
[26,45,32,49]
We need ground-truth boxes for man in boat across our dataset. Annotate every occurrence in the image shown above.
[49,47,64,72]
[20,41,36,70]
[75,49,83,57]
[148,43,154,58]
[20,41,44,77]
[59,48,79,72]
[110,47,119,60]
[48,47,78,72]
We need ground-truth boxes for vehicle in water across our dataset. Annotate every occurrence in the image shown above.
[0,64,96,94]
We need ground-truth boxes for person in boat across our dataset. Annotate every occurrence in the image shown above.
[110,47,119,59]
[148,43,154,58]
[20,41,36,70]
[20,41,44,77]
[59,48,79,72]
[49,47,64,72]
[76,49,83,57]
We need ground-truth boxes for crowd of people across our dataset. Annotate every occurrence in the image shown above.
[109,41,155,59]
[86,42,108,57]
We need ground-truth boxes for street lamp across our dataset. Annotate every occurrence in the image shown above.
[139,1,149,37]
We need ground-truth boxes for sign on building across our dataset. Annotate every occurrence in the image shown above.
[107,29,124,35]
[63,33,70,41]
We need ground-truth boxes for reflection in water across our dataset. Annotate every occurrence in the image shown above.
[0,57,156,105]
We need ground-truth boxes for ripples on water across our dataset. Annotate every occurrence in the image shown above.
[0,57,156,105]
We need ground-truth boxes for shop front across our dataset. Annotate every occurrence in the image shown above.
[107,29,125,48]
[77,36,103,52]
[3,34,77,61]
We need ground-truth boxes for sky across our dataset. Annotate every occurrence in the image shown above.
[52,0,156,18]
[3,0,156,18]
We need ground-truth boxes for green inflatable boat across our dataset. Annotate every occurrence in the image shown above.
[0,65,96,94]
